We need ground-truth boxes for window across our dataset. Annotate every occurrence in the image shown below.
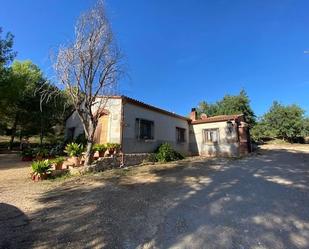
[203,128,220,143]
[176,127,186,143]
[135,118,154,140]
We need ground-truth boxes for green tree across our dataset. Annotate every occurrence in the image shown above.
[252,101,307,142]
[197,90,256,126]
[1,60,73,148]
[0,27,16,133]
[0,27,15,65]
[34,84,73,144]
[196,101,218,117]
[250,119,275,142]
[303,118,309,138]
[263,101,306,142]
[0,60,43,148]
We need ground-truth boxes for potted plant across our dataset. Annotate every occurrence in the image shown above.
[34,147,49,160]
[31,160,52,181]
[106,143,120,156]
[92,144,107,157]
[51,156,66,170]
[64,143,84,166]
[21,148,34,161]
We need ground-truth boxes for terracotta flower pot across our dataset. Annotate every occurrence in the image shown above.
[31,173,48,181]
[108,148,115,155]
[55,162,63,170]
[30,172,35,180]
[22,156,33,162]
[98,150,106,157]
[93,151,99,159]
[69,156,80,166]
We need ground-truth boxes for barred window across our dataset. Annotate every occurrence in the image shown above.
[203,128,219,143]
[135,118,154,140]
[176,127,186,143]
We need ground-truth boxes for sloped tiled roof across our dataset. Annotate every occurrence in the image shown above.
[67,95,244,124]
[191,114,244,124]
[121,96,191,121]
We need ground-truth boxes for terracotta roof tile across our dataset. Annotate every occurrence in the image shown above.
[122,96,190,121]
[191,114,243,124]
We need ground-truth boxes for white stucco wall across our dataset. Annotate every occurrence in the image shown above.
[65,98,122,143]
[190,121,240,156]
[122,102,190,154]
[65,111,85,139]
[65,97,244,157]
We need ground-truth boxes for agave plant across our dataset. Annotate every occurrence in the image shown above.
[92,144,107,157]
[31,160,52,179]
[106,143,120,150]
[92,144,106,152]
[64,143,84,157]
[105,143,120,156]
[51,156,66,164]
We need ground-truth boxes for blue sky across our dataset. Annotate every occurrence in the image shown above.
[1,0,309,117]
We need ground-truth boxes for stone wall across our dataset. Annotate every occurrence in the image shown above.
[76,153,154,174]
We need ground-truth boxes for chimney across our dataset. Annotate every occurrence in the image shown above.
[190,108,197,121]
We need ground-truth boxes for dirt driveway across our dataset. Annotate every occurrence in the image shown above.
[1,145,309,249]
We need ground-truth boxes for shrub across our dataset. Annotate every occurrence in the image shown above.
[31,160,52,175]
[92,144,107,152]
[155,143,184,162]
[49,143,66,157]
[50,156,66,164]
[106,143,121,150]
[74,133,87,146]
[64,143,84,157]
[33,147,49,158]
[21,148,34,157]
[148,153,158,163]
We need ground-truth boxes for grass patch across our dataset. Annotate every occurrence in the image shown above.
[49,172,74,182]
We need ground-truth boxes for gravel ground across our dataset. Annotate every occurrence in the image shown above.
[0,145,309,249]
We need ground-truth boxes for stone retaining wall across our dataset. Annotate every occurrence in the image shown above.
[76,153,154,174]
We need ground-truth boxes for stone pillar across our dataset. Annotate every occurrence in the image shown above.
[238,122,251,155]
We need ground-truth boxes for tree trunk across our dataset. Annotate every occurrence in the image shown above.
[19,130,23,150]
[9,114,18,150]
[84,141,94,166]
[40,114,44,146]
[84,125,95,166]
[40,134,44,147]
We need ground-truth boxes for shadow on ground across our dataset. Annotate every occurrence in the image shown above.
[0,203,33,249]
[8,148,309,249]
[0,153,28,171]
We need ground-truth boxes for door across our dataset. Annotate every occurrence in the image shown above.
[99,115,109,144]
[94,115,109,144]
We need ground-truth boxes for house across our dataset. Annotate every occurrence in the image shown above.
[65,96,251,157]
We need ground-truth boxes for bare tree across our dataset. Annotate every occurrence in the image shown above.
[54,1,123,165]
